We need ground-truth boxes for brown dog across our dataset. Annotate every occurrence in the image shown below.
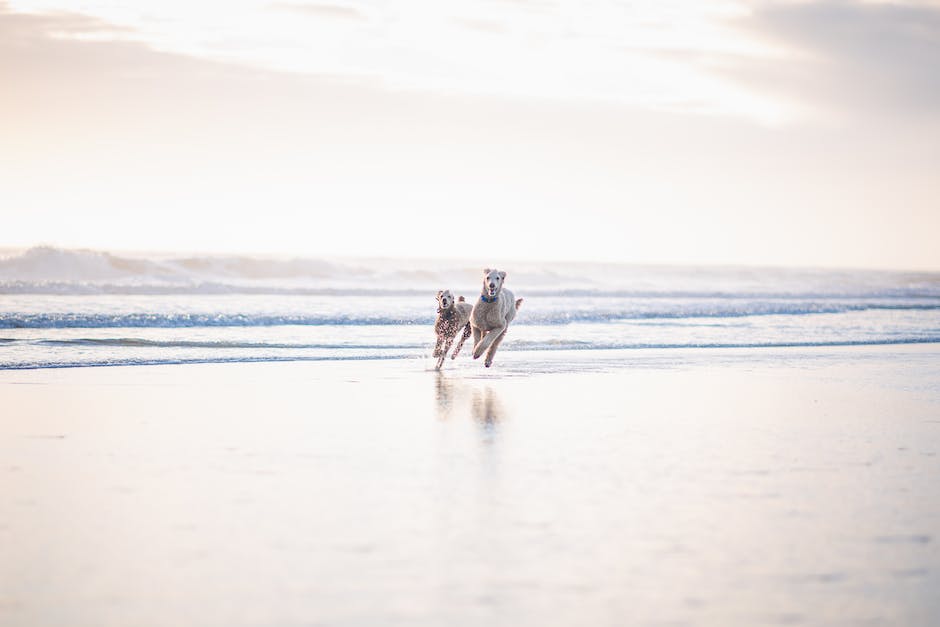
[433,290,472,369]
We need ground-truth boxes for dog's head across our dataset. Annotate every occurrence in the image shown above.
[437,289,456,310]
[482,268,506,299]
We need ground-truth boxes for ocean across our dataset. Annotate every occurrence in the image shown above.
[4,248,940,627]
[1,246,939,370]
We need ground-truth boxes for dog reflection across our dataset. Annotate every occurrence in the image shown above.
[471,387,504,428]
[434,372,459,420]
[434,374,506,429]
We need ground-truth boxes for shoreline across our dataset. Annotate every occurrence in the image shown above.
[2,340,939,373]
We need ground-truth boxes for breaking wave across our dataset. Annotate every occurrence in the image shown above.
[2,302,939,329]
[3,246,940,297]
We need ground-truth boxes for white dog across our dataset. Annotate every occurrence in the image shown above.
[470,268,523,367]
[433,290,473,369]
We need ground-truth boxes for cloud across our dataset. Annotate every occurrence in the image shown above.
[267,2,365,21]
[0,2,380,134]
[0,2,416,211]
[0,4,255,92]
[0,2,127,35]
[727,0,940,119]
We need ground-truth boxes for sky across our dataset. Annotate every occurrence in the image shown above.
[1,0,939,269]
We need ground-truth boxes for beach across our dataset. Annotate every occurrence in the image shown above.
[2,344,939,626]
[6,0,940,622]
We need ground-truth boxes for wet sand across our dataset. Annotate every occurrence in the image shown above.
[2,345,939,626]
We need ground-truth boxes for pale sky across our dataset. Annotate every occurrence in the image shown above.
[1,0,939,269]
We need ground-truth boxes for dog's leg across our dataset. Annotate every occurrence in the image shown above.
[484,327,508,368]
[451,323,471,359]
[433,334,443,358]
[473,323,505,359]
[471,326,484,358]
[441,335,455,362]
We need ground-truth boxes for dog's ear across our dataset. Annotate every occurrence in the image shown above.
[498,271,506,281]
[483,268,491,275]
[437,290,443,298]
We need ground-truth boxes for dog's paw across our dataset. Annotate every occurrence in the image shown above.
[484,359,493,368]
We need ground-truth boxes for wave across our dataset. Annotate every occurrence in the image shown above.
[3,337,938,370]
[4,280,940,301]
[0,246,343,283]
[0,313,425,329]
[19,336,940,351]
[32,338,427,350]
[510,337,940,351]
[3,246,940,297]
[2,302,939,329]
[0,354,420,371]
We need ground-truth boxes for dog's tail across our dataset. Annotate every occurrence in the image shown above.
[458,296,465,302]
[515,298,524,311]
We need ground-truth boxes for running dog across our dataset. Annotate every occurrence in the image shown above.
[470,268,523,368]
[433,290,472,369]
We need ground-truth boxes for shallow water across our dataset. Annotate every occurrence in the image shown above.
[1,348,939,626]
